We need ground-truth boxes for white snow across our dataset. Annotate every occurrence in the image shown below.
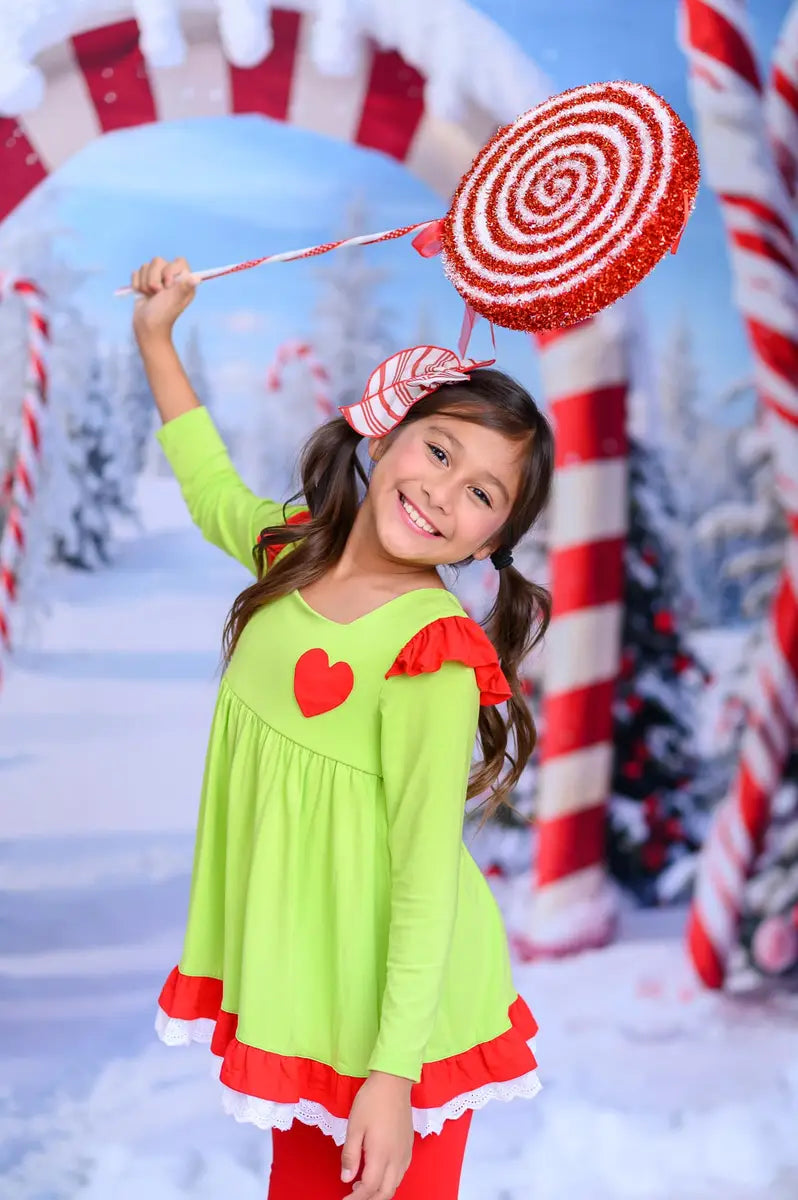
[2,477,797,1199]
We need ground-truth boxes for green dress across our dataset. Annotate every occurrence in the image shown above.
[155,407,541,1144]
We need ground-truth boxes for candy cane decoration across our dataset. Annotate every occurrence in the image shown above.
[513,310,629,956]
[0,274,48,684]
[681,0,798,988]
[765,1,798,202]
[265,340,333,417]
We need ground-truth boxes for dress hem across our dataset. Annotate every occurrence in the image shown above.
[156,1007,542,1144]
[156,964,542,1142]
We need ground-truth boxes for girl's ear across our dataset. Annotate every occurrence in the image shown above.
[472,538,501,562]
[367,436,389,462]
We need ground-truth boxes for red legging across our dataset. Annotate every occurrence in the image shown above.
[267,1111,473,1200]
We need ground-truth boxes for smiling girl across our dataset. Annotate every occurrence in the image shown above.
[131,256,553,1200]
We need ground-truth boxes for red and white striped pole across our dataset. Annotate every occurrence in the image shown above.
[514,309,629,957]
[765,1,798,202]
[0,274,48,687]
[681,0,798,988]
[265,340,333,417]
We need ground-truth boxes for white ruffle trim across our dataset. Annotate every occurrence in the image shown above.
[155,1006,215,1046]
[156,1008,541,1145]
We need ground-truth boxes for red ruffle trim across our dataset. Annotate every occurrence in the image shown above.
[158,967,538,1117]
[259,509,311,566]
[385,615,512,707]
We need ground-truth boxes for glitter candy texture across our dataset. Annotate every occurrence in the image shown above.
[440,81,700,332]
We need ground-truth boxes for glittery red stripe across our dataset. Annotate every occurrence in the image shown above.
[549,539,625,617]
[684,0,761,92]
[229,8,301,120]
[355,49,425,161]
[72,20,157,133]
[0,118,48,223]
[535,802,607,886]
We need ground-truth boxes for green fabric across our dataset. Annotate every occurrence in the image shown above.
[157,408,519,1084]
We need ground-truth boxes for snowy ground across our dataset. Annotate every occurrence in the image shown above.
[2,479,798,1200]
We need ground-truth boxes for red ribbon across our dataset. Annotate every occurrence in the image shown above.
[412,220,494,358]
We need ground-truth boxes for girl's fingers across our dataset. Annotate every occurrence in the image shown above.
[145,255,167,293]
[164,256,185,287]
[345,1159,391,1200]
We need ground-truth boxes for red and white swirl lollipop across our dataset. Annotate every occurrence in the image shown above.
[440,81,700,331]
[116,81,699,335]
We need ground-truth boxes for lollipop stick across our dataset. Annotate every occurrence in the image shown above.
[114,220,439,296]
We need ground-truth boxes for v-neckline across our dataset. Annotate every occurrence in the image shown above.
[293,587,452,628]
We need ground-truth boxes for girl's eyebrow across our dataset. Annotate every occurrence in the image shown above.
[427,424,510,504]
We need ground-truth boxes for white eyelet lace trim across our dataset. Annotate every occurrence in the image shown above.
[155,1007,215,1046]
[156,1008,542,1145]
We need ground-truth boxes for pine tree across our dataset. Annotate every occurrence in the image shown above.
[694,412,787,623]
[609,437,719,904]
[313,194,395,411]
[116,332,155,477]
[54,351,121,568]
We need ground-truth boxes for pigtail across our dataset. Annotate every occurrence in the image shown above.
[468,565,551,831]
[222,417,365,664]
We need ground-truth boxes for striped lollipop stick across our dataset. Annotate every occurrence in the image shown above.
[114,222,438,296]
[0,275,49,686]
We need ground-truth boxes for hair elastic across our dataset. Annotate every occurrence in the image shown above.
[490,547,514,571]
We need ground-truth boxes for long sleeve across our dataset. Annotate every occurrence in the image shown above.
[156,407,303,574]
[368,661,480,1083]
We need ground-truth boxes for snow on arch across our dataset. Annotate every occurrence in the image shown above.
[0,0,552,224]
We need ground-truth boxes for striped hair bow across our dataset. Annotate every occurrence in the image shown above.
[340,344,495,438]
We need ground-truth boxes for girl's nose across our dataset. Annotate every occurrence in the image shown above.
[422,479,454,514]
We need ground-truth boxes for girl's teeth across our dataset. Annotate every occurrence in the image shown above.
[401,496,437,534]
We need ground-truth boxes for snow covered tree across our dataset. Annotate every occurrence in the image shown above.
[695,412,787,623]
[656,317,745,626]
[313,194,395,410]
[609,437,720,905]
[54,348,127,569]
[116,332,155,477]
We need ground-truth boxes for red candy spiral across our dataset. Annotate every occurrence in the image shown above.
[440,81,700,332]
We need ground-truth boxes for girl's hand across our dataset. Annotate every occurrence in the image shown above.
[131,256,197,343]
[340,1073,414,1200]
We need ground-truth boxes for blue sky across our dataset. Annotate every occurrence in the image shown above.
[11,0,794,423]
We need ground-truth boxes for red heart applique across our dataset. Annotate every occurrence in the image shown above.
[293,648,354,718]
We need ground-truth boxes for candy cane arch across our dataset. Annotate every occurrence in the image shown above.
[0,275,48,685]
[765,1,798,202]
[266,339,332,417]
[681,0,798,988]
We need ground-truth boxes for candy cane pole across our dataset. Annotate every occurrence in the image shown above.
[765,1,798,202]
[681,0,798,988]
[0,274,48,686]
[513,309,629,957]
[265,340,333,418]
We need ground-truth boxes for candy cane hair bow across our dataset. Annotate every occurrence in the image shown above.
[340,345,495,438]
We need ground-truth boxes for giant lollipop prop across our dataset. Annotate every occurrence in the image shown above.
[117,81,699,334]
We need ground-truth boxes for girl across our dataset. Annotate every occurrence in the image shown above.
[132,255,554,1200]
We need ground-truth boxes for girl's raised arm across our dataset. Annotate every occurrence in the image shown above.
[132,255,298,573]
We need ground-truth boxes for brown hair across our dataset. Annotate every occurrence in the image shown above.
[222,368,554,828]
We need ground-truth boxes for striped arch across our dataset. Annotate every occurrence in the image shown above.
[0,2,630,954]
[1,6,519,219]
